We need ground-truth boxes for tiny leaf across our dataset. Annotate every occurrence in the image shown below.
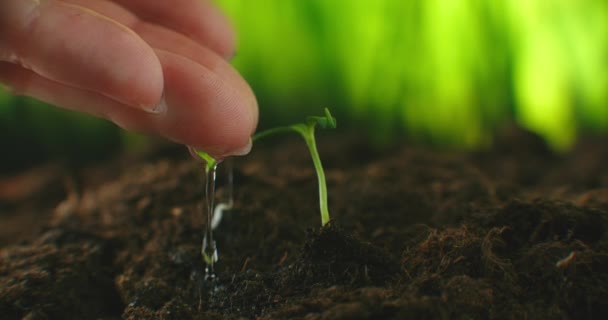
[306,108,337,129]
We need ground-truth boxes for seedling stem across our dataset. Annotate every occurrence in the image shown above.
[194,108,336,226]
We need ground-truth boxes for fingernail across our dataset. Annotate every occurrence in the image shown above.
[143,91,167,114]
[225,137,252,157]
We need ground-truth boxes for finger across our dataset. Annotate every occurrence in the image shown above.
[0,49,257,156]
[110,0,236,58]
[115,22,258,153]
[58,0,236,84]
[0,0,163,111]
[54,1,257,154]
[0,62,134,121]
[153,49,257,156]
[60,0,138,27]
[51,0,254,131]
[131,23,250,98]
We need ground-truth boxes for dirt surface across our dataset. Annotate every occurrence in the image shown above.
[1,131,608,319]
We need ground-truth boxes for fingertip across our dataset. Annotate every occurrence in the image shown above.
[227,137,253,157]
[153,49,257,154]
[0,55,258,159]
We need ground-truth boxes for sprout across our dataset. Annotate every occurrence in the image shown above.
[193,108,336,226]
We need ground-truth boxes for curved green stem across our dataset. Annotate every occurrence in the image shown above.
[252,126,295,142]
[295,126,330,225]
[252,109,335,226]
[193,108,335,226]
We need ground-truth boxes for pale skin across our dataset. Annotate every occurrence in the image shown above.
[0,0,258,158]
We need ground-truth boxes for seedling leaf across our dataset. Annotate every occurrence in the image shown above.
[306,108,337,129]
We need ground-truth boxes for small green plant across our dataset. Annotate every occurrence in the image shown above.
[194,108,337,226]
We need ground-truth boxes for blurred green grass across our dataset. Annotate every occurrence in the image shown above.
[1,0,607,170]
[218,0,608,149]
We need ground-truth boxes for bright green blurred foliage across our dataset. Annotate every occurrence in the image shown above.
[1,0,607,170]
[217,0,608,149]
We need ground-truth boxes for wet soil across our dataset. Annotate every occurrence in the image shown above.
[1,131,608,319]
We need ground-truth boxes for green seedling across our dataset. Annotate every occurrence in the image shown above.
[194,108,337,226]
[253,107,336,225]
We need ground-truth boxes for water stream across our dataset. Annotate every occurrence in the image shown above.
[201,161,218,281]
[187,147,234,283]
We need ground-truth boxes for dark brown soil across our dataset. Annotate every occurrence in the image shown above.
[1,131,608,320]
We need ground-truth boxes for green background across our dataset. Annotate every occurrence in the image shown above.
[1,0,607,170]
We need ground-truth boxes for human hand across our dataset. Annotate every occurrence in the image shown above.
[0,0,258,157]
